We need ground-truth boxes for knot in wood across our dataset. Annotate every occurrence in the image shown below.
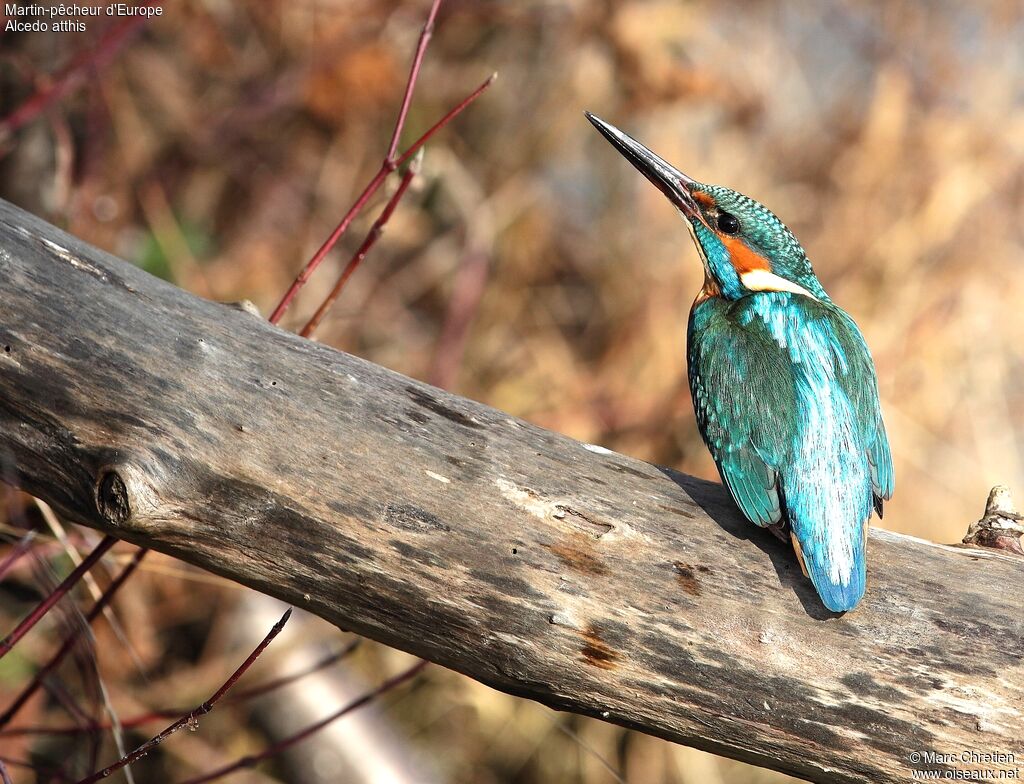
[97,469,131,525]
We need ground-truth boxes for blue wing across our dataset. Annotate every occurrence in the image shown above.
[688,319,790,528]
[868,418,895,512]
[688,293,893,612]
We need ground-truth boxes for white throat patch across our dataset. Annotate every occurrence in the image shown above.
[740,269,819,300]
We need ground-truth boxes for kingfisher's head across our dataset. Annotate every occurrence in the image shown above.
[586,112,828,303]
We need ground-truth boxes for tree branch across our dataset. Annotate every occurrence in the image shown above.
[0,198,1021,783]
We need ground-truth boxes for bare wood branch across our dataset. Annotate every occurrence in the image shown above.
[0,198,1021,783]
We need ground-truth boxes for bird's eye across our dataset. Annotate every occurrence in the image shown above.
[717,211,740,234]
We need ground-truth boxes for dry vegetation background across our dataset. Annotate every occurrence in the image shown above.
[0,1,1022,782]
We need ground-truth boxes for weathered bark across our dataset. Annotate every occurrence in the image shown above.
[0,198,1021,783]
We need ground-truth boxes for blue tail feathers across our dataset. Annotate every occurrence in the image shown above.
[796,530,867,613]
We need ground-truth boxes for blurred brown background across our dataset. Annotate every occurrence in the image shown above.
[0,0,1022,782]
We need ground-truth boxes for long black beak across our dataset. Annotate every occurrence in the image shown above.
[585,112,700,218]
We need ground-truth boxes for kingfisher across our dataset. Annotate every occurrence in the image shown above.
[586,113,893,612]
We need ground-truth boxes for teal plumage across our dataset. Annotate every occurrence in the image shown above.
[689,294,892,611]
[587,113,894,612]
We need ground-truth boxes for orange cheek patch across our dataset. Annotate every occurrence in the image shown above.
[692,191,716,208]
[721,235,771,273]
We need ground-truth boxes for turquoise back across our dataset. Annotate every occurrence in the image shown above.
[688,291,893,611]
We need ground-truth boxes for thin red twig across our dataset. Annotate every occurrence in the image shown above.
[267,0,493,326]
[269,167,387,325]
[270,72,494,326]
[268,0,442,327]
[229,638,361,704]
[0,530,37,582]
[300,152,423,338]
[72,609,293,784]
[1,639,362,738]
[393,73,495,171]
[0,4,154,143]
[0,535,116,662]
[386,0,443,162]
[0,548,148,729]
[178,659,429,784]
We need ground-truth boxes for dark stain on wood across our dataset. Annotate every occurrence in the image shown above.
[183,468,379,569]
[382,503,450,533]
[548,533,608,576]
[840,672,907,702]
[406,385,482,430]
[640,633,699,682]
[580,623,619,670]
[390,539,446,569]
[672,562,701,595]
[405,408,430,425]
[471,591,541,636]
[441,452,484,481]
[672,561,711,596]
[468,568,545,599]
